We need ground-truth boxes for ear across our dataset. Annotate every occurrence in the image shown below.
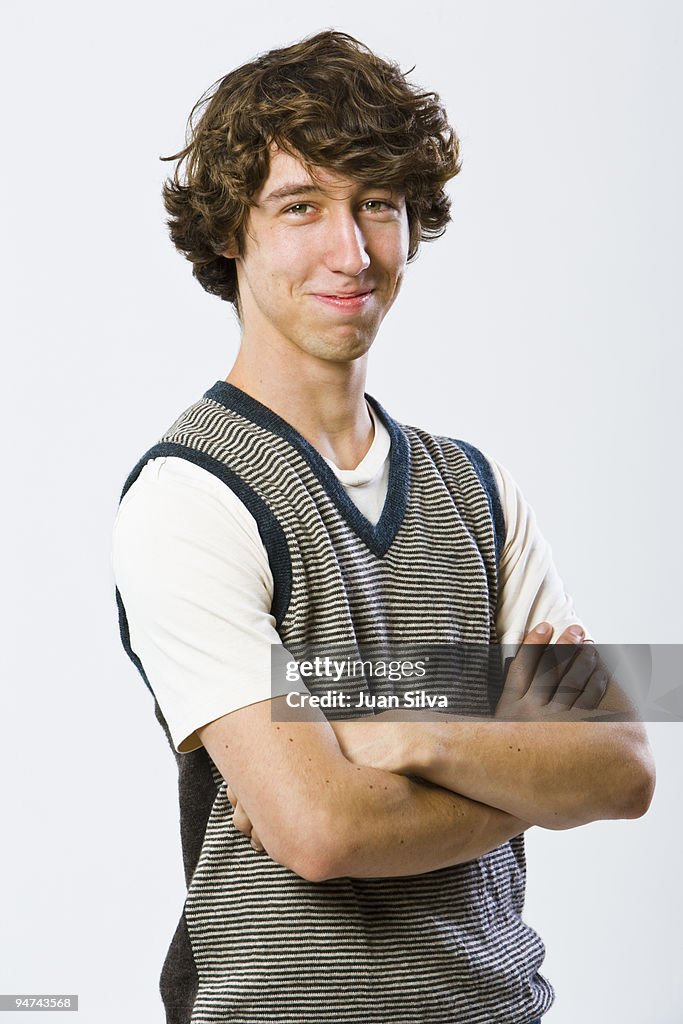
[222,243,239,259]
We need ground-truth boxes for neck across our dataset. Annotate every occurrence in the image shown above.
[225,337,374,471]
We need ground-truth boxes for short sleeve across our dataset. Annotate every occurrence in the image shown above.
[112,456,281,753]
[485,456,593,648]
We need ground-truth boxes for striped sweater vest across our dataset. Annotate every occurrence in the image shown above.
[116,381,554,1024]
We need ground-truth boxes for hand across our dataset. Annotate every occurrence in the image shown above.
[226,784,264,852]
[494,622,609,722]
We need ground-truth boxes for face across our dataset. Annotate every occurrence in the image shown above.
[225,147,410,366]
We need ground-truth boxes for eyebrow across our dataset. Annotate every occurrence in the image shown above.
[260,183,325,206]
[259,181,400,206]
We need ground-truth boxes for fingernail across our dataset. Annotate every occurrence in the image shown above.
[535,622,552,636]
[568,627,585,642]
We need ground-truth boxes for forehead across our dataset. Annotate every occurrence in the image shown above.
[257,147,366,201]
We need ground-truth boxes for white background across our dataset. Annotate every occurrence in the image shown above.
[1,1,681,1021]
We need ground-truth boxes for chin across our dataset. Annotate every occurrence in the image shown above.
[290,330,370,364]
[319,337,375,363]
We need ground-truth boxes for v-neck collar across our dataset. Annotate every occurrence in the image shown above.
[322,402,391,487]
[204,380,410,558]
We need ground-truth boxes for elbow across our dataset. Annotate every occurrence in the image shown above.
[294,856,340,884]
[602,733,656,821]
[591,727,656,822]
[263,809,348,883]
[620,748,656,819]
[286,843,342,884]
[547,741,656,830]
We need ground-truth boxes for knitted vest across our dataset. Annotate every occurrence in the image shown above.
[116,381,553,1024]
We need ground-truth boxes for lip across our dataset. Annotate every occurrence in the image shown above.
[311,289,375,312]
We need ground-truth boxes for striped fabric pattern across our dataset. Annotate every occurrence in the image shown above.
[117,382,554,1023]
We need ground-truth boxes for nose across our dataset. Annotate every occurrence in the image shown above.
[323,210,371,277]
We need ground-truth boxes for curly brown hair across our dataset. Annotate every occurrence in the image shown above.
[160,29,462,308]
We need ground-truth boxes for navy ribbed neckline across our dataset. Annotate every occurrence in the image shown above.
[204,380,410,558]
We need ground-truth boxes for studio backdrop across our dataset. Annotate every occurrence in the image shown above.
[1,1,680,1022]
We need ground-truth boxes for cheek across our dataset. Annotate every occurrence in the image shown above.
[265,238,311,290]
[386,240,409,285]
[378,221,410,275]
[386,269,405,309]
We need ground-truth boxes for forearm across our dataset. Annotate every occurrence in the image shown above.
[412,719,654,830]
[309,767,530,880]
[235,755,529,880]
[328,635,656,836]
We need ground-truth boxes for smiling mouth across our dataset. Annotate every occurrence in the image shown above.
[311,290,375,310]
[320,290,373,297]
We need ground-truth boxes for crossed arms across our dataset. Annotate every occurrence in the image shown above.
[197,623,656,882]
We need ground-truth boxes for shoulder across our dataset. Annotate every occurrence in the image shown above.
[115,454,266,550]
[111,452,274,610]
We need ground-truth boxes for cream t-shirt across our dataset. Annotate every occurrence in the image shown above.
[112,406,588,752]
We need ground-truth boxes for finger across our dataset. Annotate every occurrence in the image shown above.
[501,623,555,701]
[529,624,587,703]
[555,624,587,645]
[226,784,237,808]
[522,623,580,703]
[250,829,265,853]
[572,667,609,711]
[232,802,253,838]
[552,626,589,680]
[550,643,599,707]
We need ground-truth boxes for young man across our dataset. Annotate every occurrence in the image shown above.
[112,30,655,1024]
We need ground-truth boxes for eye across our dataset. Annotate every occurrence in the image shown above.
[362,199,393,211]
[283,202,315,215]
